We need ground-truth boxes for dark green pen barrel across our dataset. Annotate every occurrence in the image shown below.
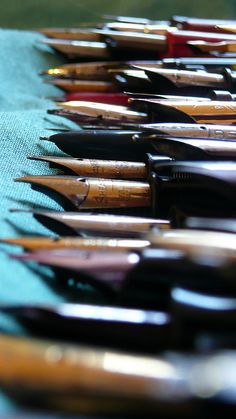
[48,130,155,160]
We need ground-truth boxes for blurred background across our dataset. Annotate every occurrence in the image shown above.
[0,0,235,29]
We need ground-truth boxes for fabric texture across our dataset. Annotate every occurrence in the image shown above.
[0,29,86,413]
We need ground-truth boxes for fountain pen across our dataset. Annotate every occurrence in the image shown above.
[2,285,236,350]
[40,58,236,83]
[11,246,236,298]
[1,236,150,252]
[1,334,236,415]
[41,124,236,162]
[131,98,236,124]
[136,67,236,95]
[28,154,172,179]
[15,176,151,211]
[10,210,170,237]
[15,161,236,216]
[40,129,155,160]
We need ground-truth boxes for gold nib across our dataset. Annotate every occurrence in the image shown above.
[15,176,151,209]
[40,61,123,81]
[28,156,147,179]
[57,101,148,121]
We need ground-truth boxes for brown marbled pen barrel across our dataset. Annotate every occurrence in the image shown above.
[0,334,194,415]
[15,176,151,210]
[28,156,147,179]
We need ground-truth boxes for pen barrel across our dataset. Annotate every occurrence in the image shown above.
[80,179,151,209]
[163,30,236,58]
[223,68,236,92]
[209,90,236,101]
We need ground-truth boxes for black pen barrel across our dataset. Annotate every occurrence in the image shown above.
[43,129,154,160]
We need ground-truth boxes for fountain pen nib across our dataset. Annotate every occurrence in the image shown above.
[15,175,151,210]
[28,155,147,179]
[38,38,110,59]
[39,28,102,42]
[0,236,149,252]
[39,68,69,77]
[10,249,135,287]
[9,210,168,237]
[57,101,148,122]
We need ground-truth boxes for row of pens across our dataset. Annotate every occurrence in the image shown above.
[3,14,236,416]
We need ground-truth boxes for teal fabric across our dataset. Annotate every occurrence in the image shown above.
[0,30,83,413]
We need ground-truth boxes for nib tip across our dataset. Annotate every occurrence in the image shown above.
[40,136,50,141]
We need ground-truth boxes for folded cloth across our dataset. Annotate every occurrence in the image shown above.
[0,30,81,328]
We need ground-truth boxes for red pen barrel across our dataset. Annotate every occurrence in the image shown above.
[64,92,130,106]
[161,30,236,58]
[172,16,236,33]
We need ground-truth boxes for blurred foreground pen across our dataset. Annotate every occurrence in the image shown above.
[1,334,236,414]
[11,244,236,295]
[0,303,171,351]
[5,228,236,256]
[0,236,149,252]
[2,289,236,349]
[9,210,170,237]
